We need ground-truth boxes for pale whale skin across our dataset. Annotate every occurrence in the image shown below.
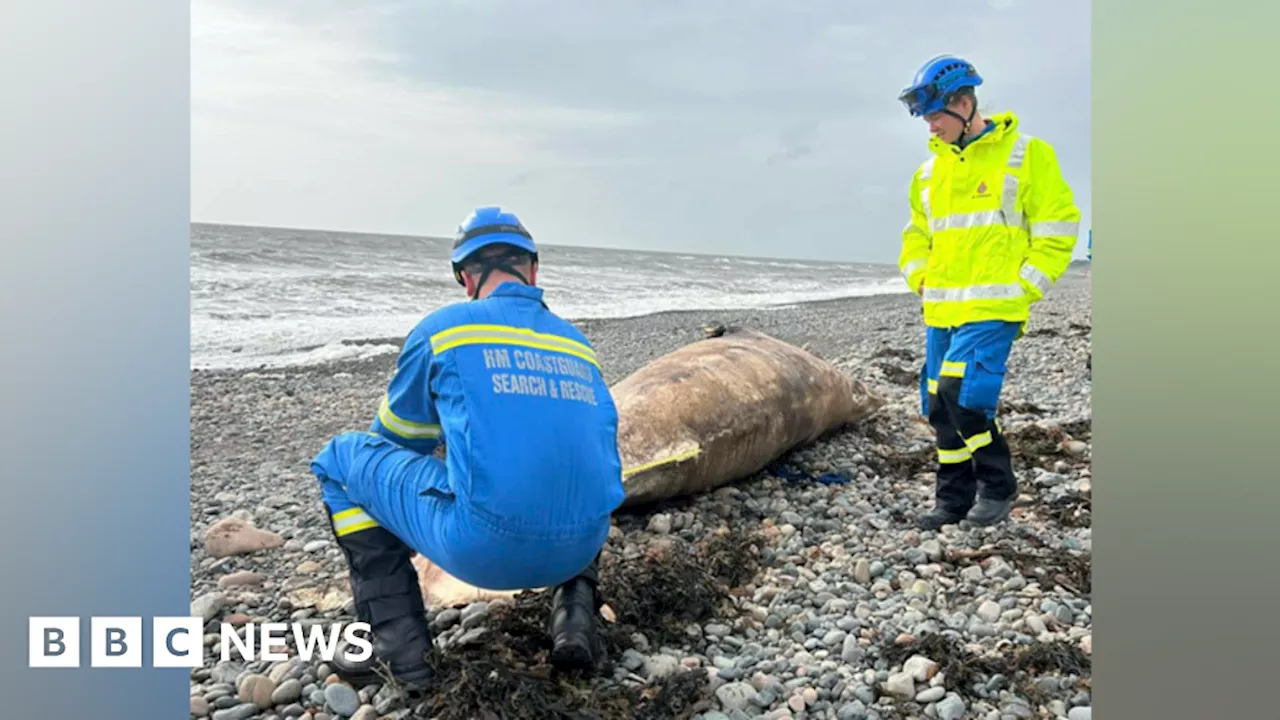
[412,327,886,606]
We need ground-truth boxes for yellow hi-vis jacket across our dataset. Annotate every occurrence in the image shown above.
[898,112,1080,328]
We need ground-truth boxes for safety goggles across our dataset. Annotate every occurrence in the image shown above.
[898,83,944,117]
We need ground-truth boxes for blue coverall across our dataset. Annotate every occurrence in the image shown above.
[310,282,627,591]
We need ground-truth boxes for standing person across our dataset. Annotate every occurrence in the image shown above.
[309,206,627,690]
[896,55,1081,530]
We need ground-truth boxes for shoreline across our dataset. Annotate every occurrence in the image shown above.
[189,287,917,377]
[190,269,1088,378]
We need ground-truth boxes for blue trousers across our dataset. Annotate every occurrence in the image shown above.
[310,432,608,592]
[920,321,1021,512]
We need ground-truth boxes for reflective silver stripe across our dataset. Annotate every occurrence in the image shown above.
[1031,221,1079,238]
[1002,134,1032,229]
[1002,173,1023,229]
[921,186,932,218]
[903,220,927,236]
[1020,263,1052,294]
[901,259,926,281]
[923,283,1025,303]
[930,209,1005,233]
[1007,134,1032,168]
[919,156,936,181]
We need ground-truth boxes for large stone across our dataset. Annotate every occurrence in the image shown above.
[191,592,226,623]
[236,674,276,708]
[882,672,915,699]
[715,682,755,712]
[204,517,285,558]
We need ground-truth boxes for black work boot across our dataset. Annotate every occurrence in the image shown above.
[915,505,968,531]
[326,514,435,691]
[968,420,1017,527]
[919,388,976,530]
[548,558,605,670]
[965,496,1013,525]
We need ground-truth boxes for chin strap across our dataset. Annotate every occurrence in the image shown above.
[945,101,979,149]
[469,263,530,300]
[458,249,537,301]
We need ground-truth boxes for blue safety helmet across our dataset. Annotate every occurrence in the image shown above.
[450,206,539,294]
[897,54,984,118]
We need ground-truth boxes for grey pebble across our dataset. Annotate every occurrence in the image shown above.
[192,592,226,623]
[715,682,755,712]
[324,683,361,716]
[432,608,461,630]
[750,689,777,708]
[270,678,302,705]
[621,649,645,671]
[303,540,329,552]
[211,705,259,720]
[1067,709,1091,720]
[461,603,490,630]
[935,695,967,720]
[915,686,945,702]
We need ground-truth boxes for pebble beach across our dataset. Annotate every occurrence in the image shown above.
[189,272,1093,720]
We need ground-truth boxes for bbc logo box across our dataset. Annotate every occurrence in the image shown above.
[29,616,205,668]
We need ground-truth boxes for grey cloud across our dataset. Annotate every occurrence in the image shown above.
[194,0,1090,263]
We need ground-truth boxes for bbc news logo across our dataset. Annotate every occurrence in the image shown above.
[29,617,372,668]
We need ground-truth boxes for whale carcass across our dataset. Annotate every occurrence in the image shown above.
[613,326,884,507]
[411,327,884,605]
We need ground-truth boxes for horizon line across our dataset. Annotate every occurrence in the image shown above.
[189,219,905,268]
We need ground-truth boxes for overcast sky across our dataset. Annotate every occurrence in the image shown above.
[192,0,1090,264]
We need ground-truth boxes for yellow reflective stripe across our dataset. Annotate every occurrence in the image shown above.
[965,431,993,452]
[1031,221,1079,238]
[376,395,442,440]
[622,447,702,478]
[940,361,967,378]
[923,283,1025,303]
[431,324,595,357]
[927,378,939,394]
[938,447,972,464]
[429,324,599,368]
[332,508,379,536]
[1019,264,1052,295]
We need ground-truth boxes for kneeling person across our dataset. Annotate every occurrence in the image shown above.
[309,206,627,690]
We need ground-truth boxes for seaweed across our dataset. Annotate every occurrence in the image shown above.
[411,529,765,719]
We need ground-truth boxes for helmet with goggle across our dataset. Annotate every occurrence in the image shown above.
[450,206,539,297]
[897,54,984,120]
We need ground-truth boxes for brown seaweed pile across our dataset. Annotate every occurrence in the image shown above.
[881,634,1091,708]
[947,541,1092,597]
[412,527,764,719]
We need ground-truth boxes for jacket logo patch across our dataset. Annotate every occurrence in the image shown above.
[974,181,992,198]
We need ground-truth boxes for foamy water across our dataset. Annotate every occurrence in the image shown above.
[190,223,909,370]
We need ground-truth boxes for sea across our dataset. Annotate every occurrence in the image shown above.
[190,223,909,370]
